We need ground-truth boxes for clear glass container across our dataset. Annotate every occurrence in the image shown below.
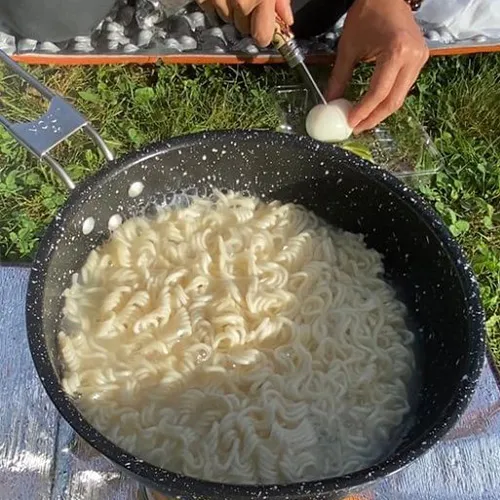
[273,84,443,184]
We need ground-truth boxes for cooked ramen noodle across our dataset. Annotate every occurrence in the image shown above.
[59,190,415,484]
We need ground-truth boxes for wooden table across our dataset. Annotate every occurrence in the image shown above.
[1,265,499,499]
[9,41,500,66]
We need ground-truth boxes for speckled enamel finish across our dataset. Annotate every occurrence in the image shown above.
[26,130,486,499]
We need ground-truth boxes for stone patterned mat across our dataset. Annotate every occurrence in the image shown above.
[1,265,500,499]
[0,0,499,59]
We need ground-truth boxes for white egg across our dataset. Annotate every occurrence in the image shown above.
[305,98,354,143]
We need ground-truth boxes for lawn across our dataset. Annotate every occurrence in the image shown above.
[0,55,499,366]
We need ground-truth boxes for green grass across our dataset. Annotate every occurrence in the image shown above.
[405,56,500,362]
[0,55,499,366]
[0,64,286,257]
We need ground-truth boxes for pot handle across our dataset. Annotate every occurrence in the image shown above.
[0,50,114,190]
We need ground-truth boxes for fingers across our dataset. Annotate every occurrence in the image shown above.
[251,0,276,47]
[349,56,400,128]
[325,40,356,102]
[234,7,251,35]
[350,33,429,133]
[199,0,287,47]
[353,64,421,134]
[275,0,294,26]
[210,0,233,22]
[233,0,257,35]
[196,0,215,16]
[196,0,220,24]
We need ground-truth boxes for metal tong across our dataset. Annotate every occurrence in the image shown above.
[0,49,114,190]
[272,16,328,106]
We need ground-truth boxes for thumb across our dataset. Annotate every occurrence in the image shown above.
[326,45,356,101]
[275,0,294,26]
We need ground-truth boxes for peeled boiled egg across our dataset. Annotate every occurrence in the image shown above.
[305,98,354,143]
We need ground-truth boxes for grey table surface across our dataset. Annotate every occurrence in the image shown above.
[1,265,500,500]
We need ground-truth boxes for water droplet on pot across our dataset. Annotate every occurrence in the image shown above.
[82,217,95,235]
[108,214,123,232]
[128,181,144,198]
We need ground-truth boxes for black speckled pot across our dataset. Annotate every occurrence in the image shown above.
[26,130,486,499]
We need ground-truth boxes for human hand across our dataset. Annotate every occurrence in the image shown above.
[197,0,293,47]
[326,0,429,134]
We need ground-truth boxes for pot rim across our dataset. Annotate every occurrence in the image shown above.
[25,130,486,498]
